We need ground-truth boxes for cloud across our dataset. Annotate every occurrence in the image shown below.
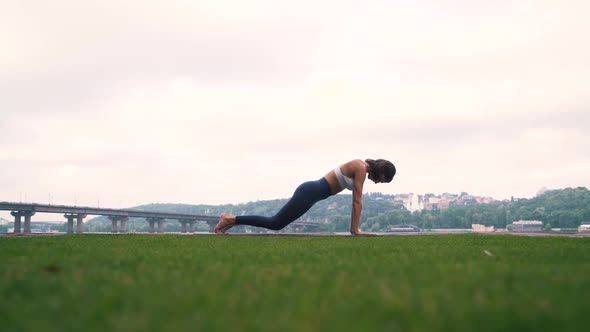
[1,0,589,219]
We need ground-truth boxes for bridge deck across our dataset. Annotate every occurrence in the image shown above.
[0,202,219,221]
[0,201,320,234]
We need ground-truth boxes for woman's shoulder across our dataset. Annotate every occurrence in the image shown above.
[342,159,368,174]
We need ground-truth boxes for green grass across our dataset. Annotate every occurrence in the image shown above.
[1,234,589,332]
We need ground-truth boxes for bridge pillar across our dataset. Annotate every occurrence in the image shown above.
[120,217,128,233]
[146,218,164,233]
[64,214,76,234]
[178,219,195,233]
[108,216,129,233]
[23,211,35,233]
[11,211,24,233]
[111,218,118,233]
[76,214,87,233]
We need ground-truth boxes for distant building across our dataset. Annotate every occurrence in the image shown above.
[422,196,439,211]
[579,222,590,233]
[423,203,437,211]
[472,224,495,233]
[403,194,424,212]
[392,192,498,212]
[426,197,440,204]
[390,201,404,208]
[438,199,450,210]
[387,224,420,232]
[327,202,338,210]
[394,194,409,201]
[512,220,543,232]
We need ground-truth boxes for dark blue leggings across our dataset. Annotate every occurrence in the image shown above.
[235,177,333,230]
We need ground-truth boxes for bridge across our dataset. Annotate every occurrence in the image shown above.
[0,202,320,234]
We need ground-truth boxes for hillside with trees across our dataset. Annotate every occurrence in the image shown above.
[82,187,590,233]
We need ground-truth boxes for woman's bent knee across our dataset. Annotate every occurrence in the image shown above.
[268,219,289,231]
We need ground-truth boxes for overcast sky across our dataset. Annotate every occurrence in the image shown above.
[1,0,589,220]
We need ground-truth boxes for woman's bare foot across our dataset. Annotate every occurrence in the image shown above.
[215,213,236,234]
[219,215,236,234]
[220,223,234,234]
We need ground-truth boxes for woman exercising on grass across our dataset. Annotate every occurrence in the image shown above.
[214,159,396,236]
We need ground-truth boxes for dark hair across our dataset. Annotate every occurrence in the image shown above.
[365,159,396,182]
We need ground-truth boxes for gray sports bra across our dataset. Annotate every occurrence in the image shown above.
[334,166,354,191]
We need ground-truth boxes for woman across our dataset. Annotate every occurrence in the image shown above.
[214,159,396,236]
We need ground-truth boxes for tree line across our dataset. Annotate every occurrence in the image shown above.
[86,187,590,232]
[3,187,587,233]
[361,187,590,232]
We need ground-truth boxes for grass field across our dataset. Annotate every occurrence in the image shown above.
[1,234,589,332]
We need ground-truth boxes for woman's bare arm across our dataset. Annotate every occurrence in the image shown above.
[348,160,377,236]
